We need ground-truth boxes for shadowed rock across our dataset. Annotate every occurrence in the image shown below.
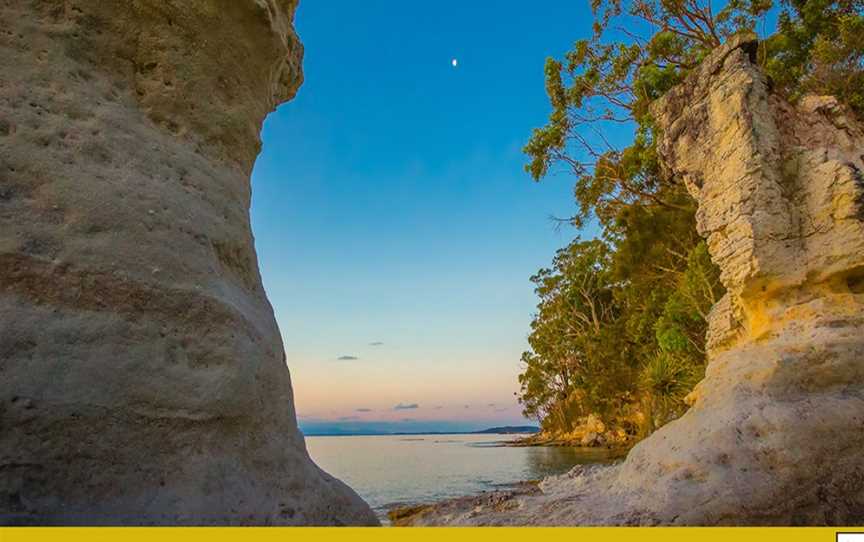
[0,0,376,525]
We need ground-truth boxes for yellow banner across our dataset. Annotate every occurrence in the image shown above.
[0,527,860,542]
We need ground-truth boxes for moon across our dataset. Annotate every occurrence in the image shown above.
[451,58,458,68]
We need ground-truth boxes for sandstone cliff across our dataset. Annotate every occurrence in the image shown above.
[0,0,376,525]
[402,35,864,526]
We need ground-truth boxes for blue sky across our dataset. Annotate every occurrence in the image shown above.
[250,1,604,433]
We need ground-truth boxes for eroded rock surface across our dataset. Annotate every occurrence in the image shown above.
[0,0,376,525]
[403,35,864,526]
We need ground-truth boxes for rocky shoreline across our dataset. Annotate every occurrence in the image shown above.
[506,432,631,449]
[388,464,624,526]
[387,480,543,527]
[388,444,629,526]
[506,414,636,449]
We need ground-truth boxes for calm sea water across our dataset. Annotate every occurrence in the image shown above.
[305,433,622,518]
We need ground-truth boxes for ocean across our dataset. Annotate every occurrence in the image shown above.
[305,433,623,520]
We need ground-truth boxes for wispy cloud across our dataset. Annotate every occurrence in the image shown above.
[394,402,419,410]
[487,403,496,408]
[463,405,471,409]
[369,341,384,346]
[355,408,373,412]
[338,416,360,421]
[434,405,444,410]
[336,355,359,361]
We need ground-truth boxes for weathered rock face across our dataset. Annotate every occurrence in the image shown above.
[615,32,864,525]
[0,0,376,525]
[404,35,864,526]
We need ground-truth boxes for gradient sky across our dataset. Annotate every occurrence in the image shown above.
[250,1,604,433]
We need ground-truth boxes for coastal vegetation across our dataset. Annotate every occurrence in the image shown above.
[517,0,864,443]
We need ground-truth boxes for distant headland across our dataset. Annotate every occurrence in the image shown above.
[302,425,540,437]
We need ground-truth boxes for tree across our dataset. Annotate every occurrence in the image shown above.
[764,0,864,114]
[523,0,772,229]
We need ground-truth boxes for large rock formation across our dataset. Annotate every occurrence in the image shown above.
[402,35,864,526]
[0,0,377,525]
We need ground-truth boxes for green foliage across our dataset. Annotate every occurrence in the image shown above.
[523,0,773,230]
[655,241,720,356]
[763,0,864,114]
[518,201,722,435]
[517,240,636,429]
[640,352,701,430]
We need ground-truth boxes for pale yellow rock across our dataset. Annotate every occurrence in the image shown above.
[0,0,376,525]
[404,35,864,526]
